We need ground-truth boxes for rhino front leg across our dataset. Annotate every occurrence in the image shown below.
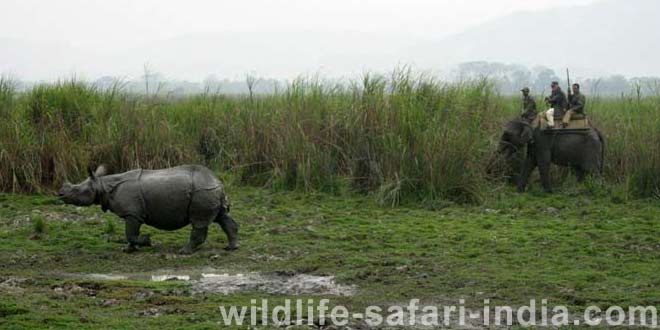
[123,218,143,253]
[180,226,208,255]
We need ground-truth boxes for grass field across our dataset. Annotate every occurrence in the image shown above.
[1,74,659,329]
[1,184,659,329]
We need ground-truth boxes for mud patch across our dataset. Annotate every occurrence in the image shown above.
[137,307,187,318]
[0,277,31,294]
[50,283,100,299]
[151,274,191,281]
[192,272,356,296]
[86,274,128,281]
[66,268,356,296]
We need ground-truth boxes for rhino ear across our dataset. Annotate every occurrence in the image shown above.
[94,164,109,177]
[87,167,96,179]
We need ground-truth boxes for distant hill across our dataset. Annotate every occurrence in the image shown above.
[416,0,660,77]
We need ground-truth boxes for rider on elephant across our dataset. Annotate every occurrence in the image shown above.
[563,83,586,125]
[542,81,568,128]
[520,87,537,122]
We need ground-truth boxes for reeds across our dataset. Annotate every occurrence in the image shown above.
[1,72,658,203]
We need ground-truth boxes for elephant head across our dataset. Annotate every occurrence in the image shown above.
[499,119,534,160]
[487,119,534,179]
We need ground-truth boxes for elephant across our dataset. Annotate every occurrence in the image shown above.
[498,119,605,192]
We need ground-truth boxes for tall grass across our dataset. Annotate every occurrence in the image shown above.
[588,94,660,198]
[1,72,659,203]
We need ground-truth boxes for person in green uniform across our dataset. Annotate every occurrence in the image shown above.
[520,87,537,122]
[544,81,568,127]
[563,83,586,125]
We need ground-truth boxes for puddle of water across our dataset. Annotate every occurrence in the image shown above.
[69,268,356,296]
[151,275,191,282]
[86,274,128,281]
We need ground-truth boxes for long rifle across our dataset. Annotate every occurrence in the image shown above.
[566,68,572,101]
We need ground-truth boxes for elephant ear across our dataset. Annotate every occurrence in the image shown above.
[520,125,534,144]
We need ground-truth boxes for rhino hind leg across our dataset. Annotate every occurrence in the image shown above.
[216,212,239,251]
[180,226,209,255]
[137,234,151,247]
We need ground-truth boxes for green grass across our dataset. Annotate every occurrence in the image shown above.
[1,73,659,328]
[0,184,658,329]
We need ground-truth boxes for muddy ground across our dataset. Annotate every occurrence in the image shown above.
[0,186,659,329]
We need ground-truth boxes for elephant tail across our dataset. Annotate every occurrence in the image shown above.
[595,127,605,175]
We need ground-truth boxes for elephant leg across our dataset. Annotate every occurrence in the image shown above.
[538,157,552,193]
[123,218,143,253]
[573,166,586,183]
[216,213,239,251]
[180,226,209,255]
[517,151,537,192]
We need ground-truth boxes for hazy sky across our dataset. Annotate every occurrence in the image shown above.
[2,0,597,48]
[1,0,608,80]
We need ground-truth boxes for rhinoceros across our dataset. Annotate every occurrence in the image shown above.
[58,164,238,254]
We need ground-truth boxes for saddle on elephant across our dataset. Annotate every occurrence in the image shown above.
[531,109,590,130]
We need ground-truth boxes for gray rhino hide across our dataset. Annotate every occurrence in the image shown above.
[97,165,227,230]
